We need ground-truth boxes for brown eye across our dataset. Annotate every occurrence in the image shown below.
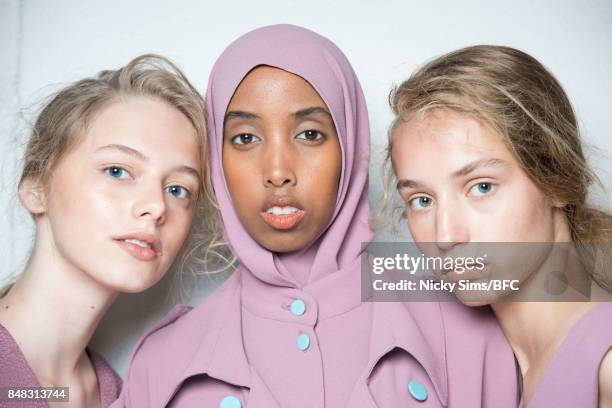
[231,133,260,145]
[296,130,324,141]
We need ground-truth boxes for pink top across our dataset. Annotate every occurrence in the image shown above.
[522,301,612,407]
[112,269,519,407]
[0,324,121,407]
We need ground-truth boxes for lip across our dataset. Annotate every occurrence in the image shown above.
[113,232,162,262]
[260,195,306,231]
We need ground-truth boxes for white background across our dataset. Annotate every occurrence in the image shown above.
[1,0,611,375]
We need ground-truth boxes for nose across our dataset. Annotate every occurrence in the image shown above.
[263,136,296,188]
[132,183,166,224]
[435,199,469,250]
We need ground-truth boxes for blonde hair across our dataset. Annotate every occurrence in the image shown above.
[1,54,230,298]
[384,45,612,288]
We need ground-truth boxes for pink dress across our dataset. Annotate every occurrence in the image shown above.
[0,324,121,408]
[520,302,612,407]
[111,269,519,407]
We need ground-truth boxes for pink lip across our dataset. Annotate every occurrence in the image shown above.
[261,210,306,230]
[113,232,162,262]
[260,195,306,231]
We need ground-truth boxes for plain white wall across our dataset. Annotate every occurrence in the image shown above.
[1,0,611,375]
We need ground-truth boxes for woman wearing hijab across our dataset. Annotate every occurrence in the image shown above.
[111,25,519,407]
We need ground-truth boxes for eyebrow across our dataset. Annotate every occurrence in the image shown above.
[224,106,332,124]
[293,106,332,118]
[95,144,201,180]
[96,144,147,161]
[396,158,508,191]
[224,110,259,124]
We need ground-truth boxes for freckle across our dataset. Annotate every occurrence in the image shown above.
[4,305,9,310]
[90,306,95,310]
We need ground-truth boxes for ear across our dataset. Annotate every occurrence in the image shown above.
[18,177,47,215]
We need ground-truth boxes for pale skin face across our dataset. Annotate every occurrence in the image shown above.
[391,109,572,303]
[24,96,202,293]
[222,66,342,253]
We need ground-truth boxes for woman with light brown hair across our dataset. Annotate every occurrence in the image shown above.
[386,45,611,407]
[0,54,218,407]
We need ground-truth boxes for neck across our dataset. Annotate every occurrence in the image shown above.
[490,212,597,375]
[0,222,117,383]
[490,301,596,376]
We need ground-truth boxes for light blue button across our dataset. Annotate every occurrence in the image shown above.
[219,395,241,408]
[290,299,306,316]
[297,333,310,351]
[408,379,428,401]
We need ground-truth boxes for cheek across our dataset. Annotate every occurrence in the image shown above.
[223,152,260,213]
[47,169,110,225]
[161,211,194,257]
[407,216,431,242]
[470,181,554,242]
[305,146,341,219]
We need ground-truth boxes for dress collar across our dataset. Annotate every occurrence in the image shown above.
[177,268,449,406]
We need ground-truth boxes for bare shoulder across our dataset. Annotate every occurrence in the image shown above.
[600,348,612,408]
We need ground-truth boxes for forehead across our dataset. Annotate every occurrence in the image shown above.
[77,97,200,161]
[227,66,327,111]
[392,110,512,161]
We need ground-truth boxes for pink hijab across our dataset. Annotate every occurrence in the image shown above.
[206,24,372,288]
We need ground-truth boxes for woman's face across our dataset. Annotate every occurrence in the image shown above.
[223,66,342,253]
[38,96,201,293]
[391,110,567,302]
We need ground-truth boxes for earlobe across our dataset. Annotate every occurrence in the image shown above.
[18,178,47,215]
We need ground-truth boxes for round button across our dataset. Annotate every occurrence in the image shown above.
[297,333,310,351]
[290,299,306,316]
[408,379,428,401]
[219,395,241,408]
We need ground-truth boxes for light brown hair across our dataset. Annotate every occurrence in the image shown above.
[385,45,611,289]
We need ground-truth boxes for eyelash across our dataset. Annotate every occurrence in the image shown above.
[296,130,325,141]
[103,166,192,201]
[231,133,261,145]
[230,129,326,146]
[104,166,131,180]
[406,182,497,212]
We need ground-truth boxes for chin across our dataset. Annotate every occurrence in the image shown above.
[98,270,163,294]
[257,235,307,253]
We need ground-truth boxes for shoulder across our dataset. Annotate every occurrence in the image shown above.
[88,349,122,406]
[118,273,240,405]
[599,348,612,407]
[0,324,40,386]
[132,271,240,360]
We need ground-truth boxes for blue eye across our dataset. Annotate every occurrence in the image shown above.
[231,133,260,145]
[166,185,191,200]
[296,130,324,141]
[104,166,130,179]
[408,196,433,211]
[469,182,496,197]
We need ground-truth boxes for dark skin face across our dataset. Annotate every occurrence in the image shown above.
[222,66,342,253]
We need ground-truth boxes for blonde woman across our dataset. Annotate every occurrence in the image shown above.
[0,55,216,407]
[386,45,611,407]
